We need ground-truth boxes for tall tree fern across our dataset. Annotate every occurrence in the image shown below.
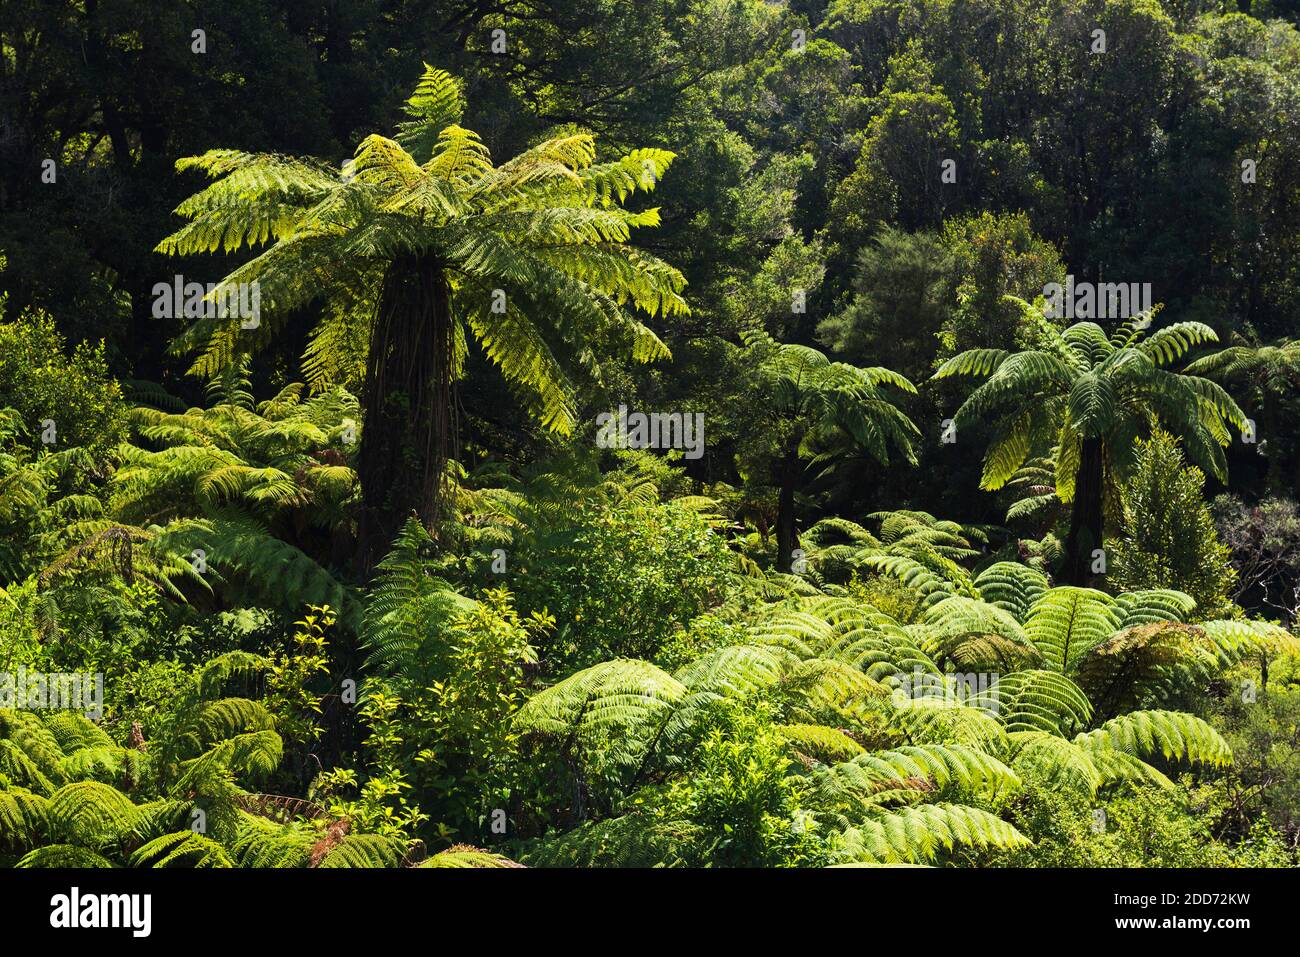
[742,331,920,573]
[933,305,1246,584]
[158,66,687,571]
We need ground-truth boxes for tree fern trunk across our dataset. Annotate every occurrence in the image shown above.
[356,254,456,576]
[776,441,800,574]
[1060,437,1104,586]
[1261,400,1283,495]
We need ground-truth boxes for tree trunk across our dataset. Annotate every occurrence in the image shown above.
[775,441,801,574]
[1260,400,1285,496]
[356,254,455,577]
[1059,437,1105,586]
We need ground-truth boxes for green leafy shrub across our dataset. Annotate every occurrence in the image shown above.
[846,572,925,624]
[1199,655,1300,857]
[329,588,548,847]
[653,703,831,867]
[514,500,733,670]
[0,311,126,456]
[999,782,1290,867]
[1108,432,1239,619]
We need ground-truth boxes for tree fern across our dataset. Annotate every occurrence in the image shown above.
[934,310,1246,583]
[160,64,689,571]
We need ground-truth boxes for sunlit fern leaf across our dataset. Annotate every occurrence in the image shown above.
[1088,746,1175,790]
[130,831,235,868]
[230,815,315,868]
[1198,619,1298,668]
[1004,732,1104,796]
[416,844,524,868]
[37,520,203,604]
[317,834,408,868]
[764,571,824,597]
[776,724,865,764]
[1186,337,1300,382]
[522,812,699,868]
[0,788,50,850]
[828,861,933,868]
[61,747,133,786]
[887,698,1010,755]
[867,510,983,560]
[832,622,939,682]
[16,844,117,868]
[861,555,959,608]
[1114,589,1197,628]
[0,740,59,796]
[780,658,888,713]
[745,610,829,658]
[922,596,1037,670]
[1023,587,1120,673]
[394,65,467,162]
[43,713,115,753]
[361,516,476,680]
[972,562,1049,622]
[196,651,271,699]
[0,710,69,792]
[46,781,139,847]
[955,634,1043,673]
[580,149,676,204]
[1074,710,1231,768]
[836,803,1029,864]
[304,292,374,392]
[653,690,729,772]
[225,730,283,780]
[731,568,813,602]
[1073,622,1218,715]
[673,645,797,697]
[515,659,688,779]
[1140,322,1220,367]
[933,348,1011,378]
[515,659,685,737]
[804,517,879,547]
[811,745,1020,822]
[803,595,891,630]
[162,150,339,255]
[125,801,193,846]
[170,741,241,799]
[193,699,277,750]
[979,409,1034,490]
[667,494,725,526]
[992,669,1093,736]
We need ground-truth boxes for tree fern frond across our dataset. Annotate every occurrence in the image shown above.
[837,803,1029,864]
[1075,710,1231,768]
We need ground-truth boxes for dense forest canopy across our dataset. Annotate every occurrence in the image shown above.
[1,0,1299,871]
